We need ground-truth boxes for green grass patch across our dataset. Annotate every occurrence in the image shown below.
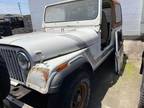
[124,62,137,77]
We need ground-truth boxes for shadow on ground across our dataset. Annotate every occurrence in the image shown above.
[88,54,127,108]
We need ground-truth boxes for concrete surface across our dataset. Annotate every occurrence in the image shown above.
[89,40,144,108]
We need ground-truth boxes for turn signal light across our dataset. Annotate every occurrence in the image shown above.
[56,63,68,72]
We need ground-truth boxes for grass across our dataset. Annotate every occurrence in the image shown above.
[124,62,137,77]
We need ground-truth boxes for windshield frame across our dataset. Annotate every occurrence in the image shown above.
[43,0,101,27]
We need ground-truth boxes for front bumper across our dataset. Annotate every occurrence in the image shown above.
[4,85,48,108]
[4,95,33,108]
[4,85,33,108]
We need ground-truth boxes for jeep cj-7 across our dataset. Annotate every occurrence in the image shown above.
[0,0,123,108]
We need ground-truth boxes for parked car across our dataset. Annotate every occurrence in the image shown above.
[139,52,144,108]
[0,16,24,37]
[4,16,24,29]
[0,21,12,37]
[0,0,123,108]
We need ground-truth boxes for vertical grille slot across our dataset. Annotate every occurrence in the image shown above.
[0,48,25,83]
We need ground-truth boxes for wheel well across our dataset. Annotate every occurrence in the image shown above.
[63,62,94,84]
[79,62,94,79]
[49,62,94,93]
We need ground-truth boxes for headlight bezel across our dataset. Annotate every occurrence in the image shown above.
[17,51,31,70]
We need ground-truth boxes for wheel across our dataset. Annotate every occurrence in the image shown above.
[61,72,91,108]
[48,71,91,108]
[0,61,10,100]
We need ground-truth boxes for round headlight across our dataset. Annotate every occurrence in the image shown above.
[17,52,31,70]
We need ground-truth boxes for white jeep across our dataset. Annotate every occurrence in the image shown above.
[0,0,123,108]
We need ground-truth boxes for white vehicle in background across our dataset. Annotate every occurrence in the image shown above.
[0,0,123,108]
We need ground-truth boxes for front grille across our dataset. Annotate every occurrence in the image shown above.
[0,47,26,83]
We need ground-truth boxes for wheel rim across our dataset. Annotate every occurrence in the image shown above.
[71,81,89,108]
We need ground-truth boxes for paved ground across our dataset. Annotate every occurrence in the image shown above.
[89,40,144,108]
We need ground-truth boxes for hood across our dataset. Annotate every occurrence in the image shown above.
[0,29,98,62]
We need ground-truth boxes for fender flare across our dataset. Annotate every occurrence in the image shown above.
[48,57,93,93]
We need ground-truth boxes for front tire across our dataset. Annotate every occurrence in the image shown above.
[48,71,91,108]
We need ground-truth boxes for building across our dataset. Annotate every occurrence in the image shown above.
[29,0,59,31]
[120,0,144,38]
[29,0,144,38]
[141,1,144,36]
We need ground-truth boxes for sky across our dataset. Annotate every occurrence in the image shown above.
[0,0,30,15]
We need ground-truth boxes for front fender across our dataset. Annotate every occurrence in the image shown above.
[48,56,91,93]
[26,49,93,94]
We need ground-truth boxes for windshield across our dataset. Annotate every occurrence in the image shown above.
[45,0,99,23]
